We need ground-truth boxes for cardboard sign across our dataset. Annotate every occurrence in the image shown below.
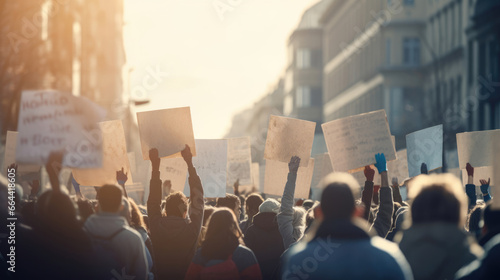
[264,115,315,167]
[184,139,227,198]
[322,110,396,172]
[461,166,494,195]
[352,149,409,187]
[311,153,334,189]
[457,129,500,169]
[3,131,40,175]
[16,90,105,167]
[160,157,187,192]
[72,120,133,186]
[137,107,196,160]
[264,158,314,199]
[406,125,443,177]
[226,137,252,192]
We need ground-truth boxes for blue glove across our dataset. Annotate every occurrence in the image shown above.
[374,153,387,174]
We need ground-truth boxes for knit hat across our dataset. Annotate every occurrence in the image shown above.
[259,198,280,213]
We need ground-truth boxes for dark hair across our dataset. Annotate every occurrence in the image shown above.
[98,185,123,213]
[245,193,264,214]
[467,204,484,239]
[36,190,79,229]
[77,198,95,223]
[129,198,147,231]
[201,208,243,260]
[321,183,355,220]
[203,206,215,227]
[411,185,461,225]
[216,194,240,213]
[164,191,188,217]
[483,203,500,232]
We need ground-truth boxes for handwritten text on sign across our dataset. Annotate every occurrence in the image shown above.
[321,110,396,172]
[16,90,105,167]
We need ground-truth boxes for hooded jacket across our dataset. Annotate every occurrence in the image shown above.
[398,223,483,280]
[84,212,148,280]
[244,212,285,279]
[282,218,413,280]
[456,233,500,280]
[147,166,204,280]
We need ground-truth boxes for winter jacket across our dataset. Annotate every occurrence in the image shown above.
[398,222,483,280]
[456,233,500,280]
[185,245,262,280]
[245,212,285,279]
[282,218,413,280]
[147,166,204,280]
[84,212,148,280]
[277,172,300,249]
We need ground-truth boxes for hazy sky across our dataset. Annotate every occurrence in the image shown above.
[124,0,321,139]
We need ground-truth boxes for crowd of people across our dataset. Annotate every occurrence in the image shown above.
[1,144,500,280]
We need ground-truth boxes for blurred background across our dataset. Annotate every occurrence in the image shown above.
[1,0,500,194]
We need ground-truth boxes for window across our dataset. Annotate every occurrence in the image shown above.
[403,37,420,66]
[296,49,311,69]
[404,0,414,5]
[385,38,391,66]
[296,86,311,107]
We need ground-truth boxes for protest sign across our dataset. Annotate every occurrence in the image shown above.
[3,131,40,175]
[184,139,227,198]
[311,153,334,189]
[264,115,315,167]
[160,157,188,192]
[406,125,443,177]
[264,158,314,199]
[226,137,252,193]
[457,129,500,169]
[16,90,105,167]
[72,120,133,186]
[321,110,396,172]
[137,107,196,160]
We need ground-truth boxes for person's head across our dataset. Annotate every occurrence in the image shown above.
[201,207,243,260]
[259,198,280,214]
[76,198,95,223]
[216,194,241,218]
[164,191,188,218]
[97,184,124,213]
[318,173,361,221]
[408,174,467,227]
[302,199,314,211]
[36,190,79,230]
[482,202,500,236]
[467,203,485,240]
[245,193,264,219]
[128,198,147,231]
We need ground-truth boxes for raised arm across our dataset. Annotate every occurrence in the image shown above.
[391,177,403,204]
[370,153,394,238]
[465,163,477,209]
[116,167,129,198]
[183,145,204,232]
[147,148,162,223]
[361,165,375,220]
[45,151,63,192]
[278,156,300,249]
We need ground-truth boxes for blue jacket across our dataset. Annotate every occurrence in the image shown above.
[281,219,413,280]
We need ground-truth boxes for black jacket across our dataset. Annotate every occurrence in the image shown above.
[244,212,284,280]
